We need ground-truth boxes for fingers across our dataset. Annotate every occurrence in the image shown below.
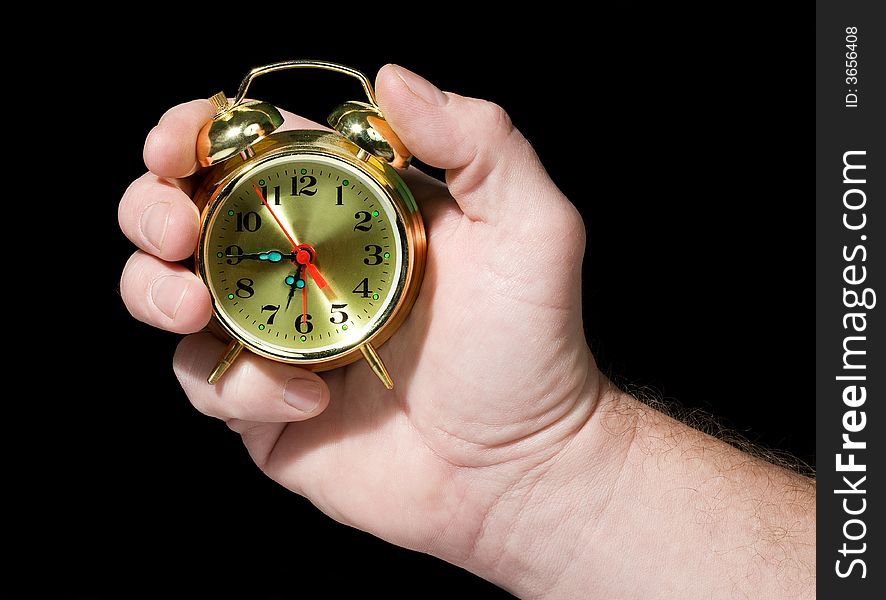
[144,100,215,178]
[120,251,212,333]
[143,101,324,178]
[174,333,330,422]
[375,64,571,225]
[118,173,200,261]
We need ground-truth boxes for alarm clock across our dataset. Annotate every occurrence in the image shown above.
[192,60,426,389]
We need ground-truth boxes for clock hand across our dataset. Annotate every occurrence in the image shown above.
[285,276,297,312]
[254,183,301,248]
[294,248,328,288]
[254,183,330,291]
[302,271,308,324]
[226,250,298,262]
[284,269,305,311]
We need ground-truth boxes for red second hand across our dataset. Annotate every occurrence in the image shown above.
[253,183,329,290]
[302,275,307,322]
[254,183,298,248]
[296,248,328,288]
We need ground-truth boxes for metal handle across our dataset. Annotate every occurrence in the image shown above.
[232,60,378,108]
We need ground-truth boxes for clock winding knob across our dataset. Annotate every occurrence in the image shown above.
[209,92,229,115]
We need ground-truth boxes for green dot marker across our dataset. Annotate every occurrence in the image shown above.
[372,293,379,300]
[342,179,349,186]
[383,252,390,259]
[300,168,307,175]
[216,252,223,258]
[227,210,235,216]
[258,179,266,186]
[300,335,307,342]
[227,293,234,300]
[342,324,349,331]
[371,210,379,217]
[258,324,265,331]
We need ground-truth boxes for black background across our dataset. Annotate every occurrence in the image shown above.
[43,11,811,598]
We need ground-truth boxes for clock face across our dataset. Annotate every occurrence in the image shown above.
[201,153,406,359]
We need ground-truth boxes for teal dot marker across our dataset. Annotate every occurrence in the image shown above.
[300,168,307,175]
[342,324,349,331]
[258,179,266,186]
[216,252,223,258]
[227,293,234,300]
[296,279,305,288]
[383,252,390,259]
[227,210,235,216]
[258,324,265,331]
[259,252,268,261]
[371,210,379,217]
[299,335,307,342]
[285,275,295,285]
[268,251,282,262]
[372,293,379,301]
[342,179,349,186]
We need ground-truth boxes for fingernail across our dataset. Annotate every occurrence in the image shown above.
[393,65,447,106]
[151,275,191,320]
[284,379,322,412]
[141,202,170,251]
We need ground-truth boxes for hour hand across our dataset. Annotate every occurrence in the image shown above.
[226,250,296,263]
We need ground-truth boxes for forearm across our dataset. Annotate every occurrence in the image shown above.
[470,386,816,598]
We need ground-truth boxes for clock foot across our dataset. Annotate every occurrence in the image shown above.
[208,340,244,385]
[360,343,394,390]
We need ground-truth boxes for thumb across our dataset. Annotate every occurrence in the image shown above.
[375,64,570,225]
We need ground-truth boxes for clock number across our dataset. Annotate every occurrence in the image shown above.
[261,304,280,325]
[292,175,317,196]
[330,303,349,325]
[363,245,383,265]
[225,244,244,265]
[352,278,371,298]
[235,211,262,232]
[261,184,281,206]
[295,313,314,334]
[236,278,255,298]
[354,211,373,232]
[336,185,344,206]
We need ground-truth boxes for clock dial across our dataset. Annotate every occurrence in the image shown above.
[202,154,405,359]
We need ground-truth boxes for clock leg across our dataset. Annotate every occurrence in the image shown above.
[360,343,394,390]
[207,340,245,385]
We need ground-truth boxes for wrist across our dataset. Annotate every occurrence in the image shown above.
[464,382,816,599]
[461,371,638,598]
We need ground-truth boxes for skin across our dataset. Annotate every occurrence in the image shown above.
[119,65,815,598]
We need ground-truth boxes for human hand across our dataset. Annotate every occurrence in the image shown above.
[120,65,817,599]
[119,64,601,591]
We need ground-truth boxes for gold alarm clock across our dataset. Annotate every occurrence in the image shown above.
[192,60,426,388]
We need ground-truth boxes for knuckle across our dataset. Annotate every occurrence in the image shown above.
[479,100,514,138]
[117,175,146,231]
[119,252,147,308]
[557,201,587,245]
[548,201,587,251]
